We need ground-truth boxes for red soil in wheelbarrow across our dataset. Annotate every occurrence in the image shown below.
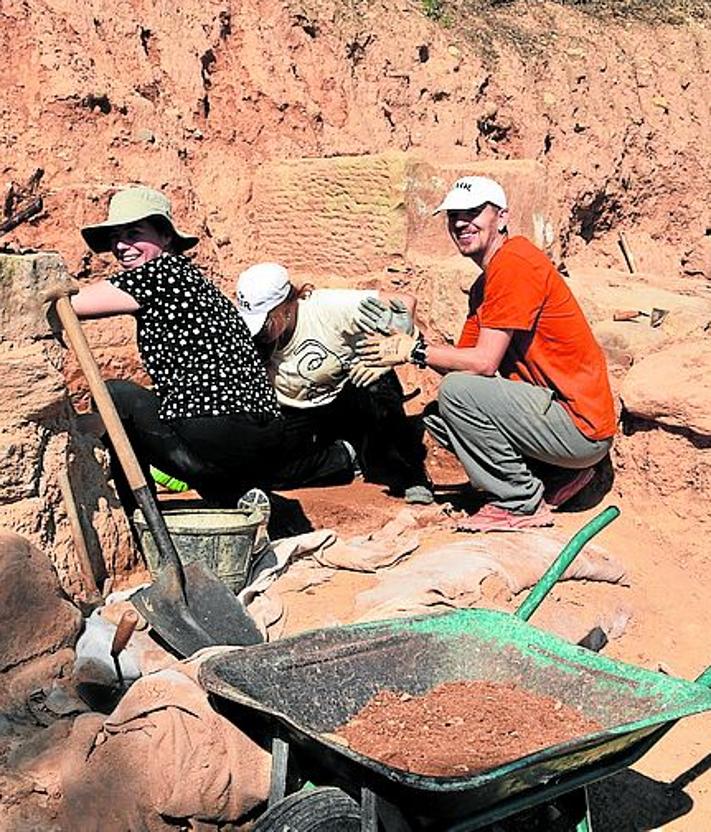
[333,680,602,777]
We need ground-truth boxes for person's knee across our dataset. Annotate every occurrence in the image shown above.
[105,380,159,423]
[438,372,495,416]
[105,379,144,396]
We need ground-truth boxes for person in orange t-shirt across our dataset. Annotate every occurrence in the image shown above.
[355,176,616,532]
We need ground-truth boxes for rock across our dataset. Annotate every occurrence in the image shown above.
[0,424,46,501]
[0,767,57,832]
[592,319,665,384]
[0,649,75,717]
[0,532,82,673]
[249,152,550,279]
[0,252,74,343]
[406,253,479,345]
[8,719,74,772]
[651,94,670,112]
[0,342,66,425]
[620,342,711,436]
[44,682,91,717]
[133,128,155,144]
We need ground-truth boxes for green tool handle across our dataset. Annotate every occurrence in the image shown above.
[514,505,621,623]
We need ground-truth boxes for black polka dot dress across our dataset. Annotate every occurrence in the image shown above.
[108,254,280,421]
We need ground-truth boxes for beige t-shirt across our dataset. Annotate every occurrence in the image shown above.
[270,288,377,409]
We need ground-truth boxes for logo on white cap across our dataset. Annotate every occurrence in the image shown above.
[235,263,291,336]
[434,176,508,214]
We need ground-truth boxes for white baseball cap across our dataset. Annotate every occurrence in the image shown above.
[433,176,508,214]
[235,262,292,336]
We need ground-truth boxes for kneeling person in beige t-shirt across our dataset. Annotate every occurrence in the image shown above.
[236,263,433,504]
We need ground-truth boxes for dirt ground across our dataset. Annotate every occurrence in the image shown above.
[273,446,711,830]
[1,0,710,828]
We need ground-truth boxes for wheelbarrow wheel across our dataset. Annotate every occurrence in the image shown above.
[252,786,361,831]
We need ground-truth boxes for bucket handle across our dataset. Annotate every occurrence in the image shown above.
[514,506,621,623]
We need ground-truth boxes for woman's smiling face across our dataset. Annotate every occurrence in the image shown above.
[109,220,174,269]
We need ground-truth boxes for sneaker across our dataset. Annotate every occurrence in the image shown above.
[404,484,435,505]
[456,501,554,533]
[237,488,272,555]
[237,487,271,524]
[545,468,596,510]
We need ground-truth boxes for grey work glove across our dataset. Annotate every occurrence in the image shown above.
[347,361,388,388]
[355,296,414,336]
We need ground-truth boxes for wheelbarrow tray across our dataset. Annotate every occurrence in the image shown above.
[200,609,711,824]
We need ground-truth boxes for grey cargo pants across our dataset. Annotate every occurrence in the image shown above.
[425,373,613,514]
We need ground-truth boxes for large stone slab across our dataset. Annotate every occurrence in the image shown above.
[620,342,711,436]
[406,158,552,260]
[249,152,550,278]
[0,252,138,593]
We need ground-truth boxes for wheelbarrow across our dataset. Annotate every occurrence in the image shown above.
[199,507,711,830]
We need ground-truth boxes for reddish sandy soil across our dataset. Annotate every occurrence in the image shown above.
[274,452,711,830]
[334,681,603,776]
[1,0,710,828]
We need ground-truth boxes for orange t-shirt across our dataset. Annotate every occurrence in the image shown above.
[456,236,616,440]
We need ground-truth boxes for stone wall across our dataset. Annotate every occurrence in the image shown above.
[0,252,136,599]
[248,151,550,279]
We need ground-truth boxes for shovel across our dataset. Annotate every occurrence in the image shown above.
[55,296,263,657]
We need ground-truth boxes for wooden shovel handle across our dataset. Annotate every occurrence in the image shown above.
[55,297,147,491]
[613,309,642,322]
[55,296,187,603]
[111,610,139,658]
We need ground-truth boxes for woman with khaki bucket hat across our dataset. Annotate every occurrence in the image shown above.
[66,185,353,510]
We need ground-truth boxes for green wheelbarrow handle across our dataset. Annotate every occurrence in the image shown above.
[514,505,621,622]
[695,666,711,686]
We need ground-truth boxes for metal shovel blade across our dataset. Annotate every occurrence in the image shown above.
[132,558,263,658]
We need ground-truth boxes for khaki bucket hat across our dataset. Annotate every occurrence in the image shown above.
[81,186,199,253]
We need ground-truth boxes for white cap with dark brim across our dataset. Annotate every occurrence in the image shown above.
[434,176,508,214]
[235,263,292,336]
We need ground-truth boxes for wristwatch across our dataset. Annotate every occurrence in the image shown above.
[409,333,428,368]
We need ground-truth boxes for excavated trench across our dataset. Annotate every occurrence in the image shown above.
[0,0,709,828]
